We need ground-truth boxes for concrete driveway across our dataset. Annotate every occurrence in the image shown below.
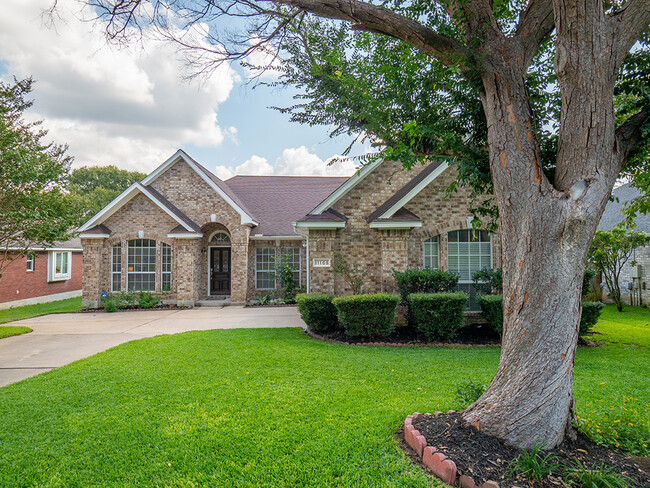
[0,306,305,387]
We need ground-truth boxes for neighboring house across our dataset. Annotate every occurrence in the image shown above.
[78,150,500,308]
[0,238,83,310]
[597,183,649,304]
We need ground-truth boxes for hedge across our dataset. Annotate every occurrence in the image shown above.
[393,268,459,303]
[332,293,400,339]
[477,295,605,337]
[407,292,468,342]
[476,294,504,335]
[296,293,338,333]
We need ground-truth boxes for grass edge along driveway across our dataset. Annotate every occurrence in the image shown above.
[0,304,646,487]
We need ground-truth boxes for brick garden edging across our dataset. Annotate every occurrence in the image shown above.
[404,412,501,488]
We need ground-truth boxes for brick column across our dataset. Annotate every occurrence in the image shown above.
[231,239,249,303]
[381,229,410,293]
[175,238,201,306]
[309,230,337,294]
[81,238,104,308]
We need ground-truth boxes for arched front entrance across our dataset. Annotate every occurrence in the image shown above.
[208,231,231,295]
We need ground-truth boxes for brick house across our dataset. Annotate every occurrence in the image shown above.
[78,150,500,308]
[0,238,83,310]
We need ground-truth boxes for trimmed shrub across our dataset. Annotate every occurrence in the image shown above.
[473,267,503,295]
[393,268,459,303]
[477,295,605,338]
[477,294,504,335]
[332,293,400,339]
[137,292,160,309]
[296,293,338,333]
[580,301,605,336]
[407,292,468,342]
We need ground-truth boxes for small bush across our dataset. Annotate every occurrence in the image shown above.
[332,293,399,339]
[472,267,503,295]
[103,299,117,313]
[137,292,160,309]
[296,293,338,333]
[455,381,487,409]
[506,441,559,483]
[113,291,136,309]
[477,294,504,335]
[564,461,632,488]
[393,268,459,303]
[407,292,467,342]
[580,302,605,336]
[583,268,597,299]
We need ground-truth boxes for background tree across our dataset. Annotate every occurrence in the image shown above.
[69,166,146,225]
[83,0,650,449]
[588,228,648,312]
[0,77,78,282]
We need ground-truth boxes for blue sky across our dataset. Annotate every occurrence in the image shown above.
[0,0,361,178]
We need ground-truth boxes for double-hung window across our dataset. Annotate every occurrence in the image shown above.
[48,251,71,281]
[161,243,172,292]
[423,237,440,269]
[447,229,492,310]
[26,256,34,272]
[255,247,276,289]
[281,246,301,286]
[111,244,122,292]
[127,239,156,291]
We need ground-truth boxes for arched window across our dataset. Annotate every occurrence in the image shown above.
[210,232,231,244]
[127,239,156,291]
[447,229,492,310]
[423,236,440,269]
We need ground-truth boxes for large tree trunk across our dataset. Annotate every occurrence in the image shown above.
[461,3,621,448]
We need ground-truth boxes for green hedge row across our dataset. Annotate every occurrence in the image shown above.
[393,268,459,302]
[407,292,468,342]
[477,295,605,337]
[333,294,400,339]
[296,293,338,333]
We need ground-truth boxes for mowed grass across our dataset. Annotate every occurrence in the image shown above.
[0,305,646,487]
[0,297,81,325]
[0,325,31,339]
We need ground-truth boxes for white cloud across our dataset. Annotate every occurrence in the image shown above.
[243,36,283,80]
[213,146,357,179]
[0,0,238,172]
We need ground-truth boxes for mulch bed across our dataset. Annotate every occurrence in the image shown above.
[406,412,649,487]
[79,304,183,313]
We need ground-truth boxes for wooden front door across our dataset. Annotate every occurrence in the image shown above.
[210,247,231,295]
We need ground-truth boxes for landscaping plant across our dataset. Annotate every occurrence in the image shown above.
[137,292,160,309]
[506,441,559,483]
[276,260,297,304]
[564,461,632,488]
[332,253,366,295]
[472,267,503,295]
[407,292,468,342]
[393,268,459,303]
[580,302,606,337]
[454,381,487,409]
[476,294,504,336]
[295,293,338,333]
[332,293,399,339]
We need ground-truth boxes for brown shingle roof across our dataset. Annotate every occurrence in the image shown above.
[225,175,349,236]
[297,208,348,223]
[369,207,421,223]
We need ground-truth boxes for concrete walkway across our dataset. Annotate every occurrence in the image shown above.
[0,306,305,387]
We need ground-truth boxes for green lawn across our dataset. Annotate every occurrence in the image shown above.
[0,325,32,339]
[0,297,81,325]
[0,304,646,487]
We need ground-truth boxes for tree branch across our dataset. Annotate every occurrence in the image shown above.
[272,0,472,68]
[615,105,650,169]
[610,0,650,70]
[515,0,555,70]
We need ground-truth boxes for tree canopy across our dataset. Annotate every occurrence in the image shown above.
[0,78,78,281]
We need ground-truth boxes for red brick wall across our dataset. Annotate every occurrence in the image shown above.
[0,251,82,304]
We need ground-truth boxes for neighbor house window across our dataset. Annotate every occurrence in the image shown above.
[127,239,156,291]
[447,229,492,310]
[111,244,122,292]
[26,256,34,272]
[281,246,301,286]
[423,236,440,269]
[48,251,71,281]
[161,243,172,292]
[255,247,276,289]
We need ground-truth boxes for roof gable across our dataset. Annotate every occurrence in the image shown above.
[142,149,257,226]
[78,182,200,233]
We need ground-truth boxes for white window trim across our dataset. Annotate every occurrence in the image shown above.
[126,239,157,292]
[111,245,122,292]
[255,247,276,290]
[447,230,493,284]
[281,246,301,287]
[161,243,172,292]
[423,237,440,270]
[48,251,72,282]
[26,256,34,272]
